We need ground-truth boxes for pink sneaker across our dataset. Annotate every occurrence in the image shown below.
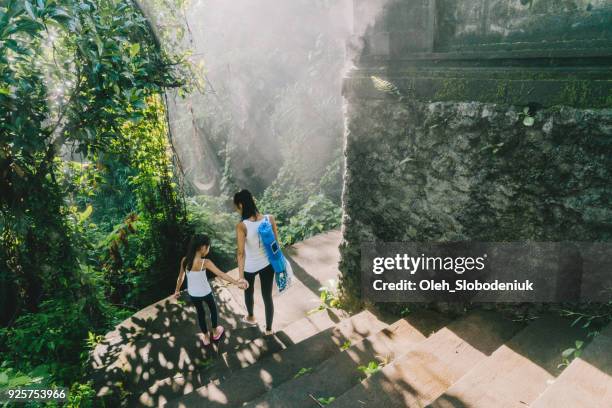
[212,326,225,341]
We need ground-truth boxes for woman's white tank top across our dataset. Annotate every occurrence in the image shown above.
[243,215,271,273]
[186,259,212,297]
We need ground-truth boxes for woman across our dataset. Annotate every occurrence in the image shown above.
[174,234,247,345]
[234,189,279,335]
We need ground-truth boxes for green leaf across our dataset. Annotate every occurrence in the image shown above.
[50,8,70,19]
[575,340,584,349]
[317,396,335,405]
[561,348,575,358]
[196,358,214,369]
[24,1,36,19]
[95,36,104,55]
[129,42,140,58]
[78,204,93,223]
[293,367,313,378]
[523,116,535,127]
[8,375,32,387]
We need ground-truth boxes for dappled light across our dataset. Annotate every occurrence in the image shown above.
[2,0,611,407]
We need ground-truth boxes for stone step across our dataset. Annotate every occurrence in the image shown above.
[95,246,328,386]
[284,229,342,289]
[530,323,612,408]
[136,308,346,407]
[428,314,592,408]
[330,310,524,408]
[220,229,342,333]
[92,295,197,373]
[92,284,257,398]
[91,229,345,404]
[165,310,387,408]
[91,281,243,365]
[243,309,451,408]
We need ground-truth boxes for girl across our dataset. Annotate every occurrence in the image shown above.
[174,234,247,346]
[234,189,280,335]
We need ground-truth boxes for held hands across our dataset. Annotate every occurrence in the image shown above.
[236,278,249,290]
[174,290,181,299]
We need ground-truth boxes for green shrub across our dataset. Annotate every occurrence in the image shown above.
[281,194,342,245]
[318,152,344,205]
[258,184,314,229]
[186,195,237,270]
[1,295,112,383]
[0,364,95,408]
[0,0,194,404]
[66,381,96,408]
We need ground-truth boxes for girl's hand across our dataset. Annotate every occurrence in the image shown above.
[237,279,249,290]
[174,290,181,299]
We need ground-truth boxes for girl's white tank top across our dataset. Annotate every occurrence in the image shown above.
[243,215,271,273]
[186,259,212,297]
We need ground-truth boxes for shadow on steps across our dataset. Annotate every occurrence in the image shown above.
[165,310,384,408]
[241,310,453,408]
[330,310,524,408]
[90,287,264,406]
[91,229,347,407]
[135,306,347,406]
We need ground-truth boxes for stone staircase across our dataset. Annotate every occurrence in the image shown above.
[91,230,612,407]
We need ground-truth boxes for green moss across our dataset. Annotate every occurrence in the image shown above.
[434,78,469,101]
[557,80,591,107]
[496,81,509,99]
[423,76,609,108]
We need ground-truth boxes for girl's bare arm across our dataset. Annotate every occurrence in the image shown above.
[205,259,241,285]
[175,257,186,295]
[236,222,247,280]
[269,215,281,245]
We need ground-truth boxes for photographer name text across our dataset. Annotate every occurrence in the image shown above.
[372,279,534,292]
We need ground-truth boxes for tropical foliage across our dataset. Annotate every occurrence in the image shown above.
[258,162,342,246]
[0,0,195,404]
[0,1,344,406]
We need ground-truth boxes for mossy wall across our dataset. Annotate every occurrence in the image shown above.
[339,98,612,306]
[340,0,612,308]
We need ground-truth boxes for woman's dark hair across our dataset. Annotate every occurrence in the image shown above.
[233,189,259,220]
[184,234,210,271]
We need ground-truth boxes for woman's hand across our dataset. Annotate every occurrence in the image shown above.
[237,279,249,290]
[174,290,181,299]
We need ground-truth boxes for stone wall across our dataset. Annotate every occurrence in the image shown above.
[435,0,612,51]
[340,0,612,306]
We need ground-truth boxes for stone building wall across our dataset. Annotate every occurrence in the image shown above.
[340,0,612,305]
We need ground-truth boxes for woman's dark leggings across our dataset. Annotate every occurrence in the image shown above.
[244,264,275,331]
[190,293,218,334]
